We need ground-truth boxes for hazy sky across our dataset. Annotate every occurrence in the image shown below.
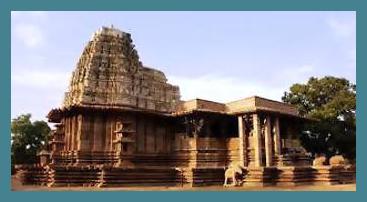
[11,11,356,121]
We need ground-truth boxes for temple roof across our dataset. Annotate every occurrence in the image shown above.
[174,96,300,117]
[47,108,64,123]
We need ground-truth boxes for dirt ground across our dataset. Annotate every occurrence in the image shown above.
[11,176,356,191]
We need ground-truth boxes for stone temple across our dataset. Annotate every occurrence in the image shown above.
[20,26,355,187]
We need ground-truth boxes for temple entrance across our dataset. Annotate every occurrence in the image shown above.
[175,111,238,138]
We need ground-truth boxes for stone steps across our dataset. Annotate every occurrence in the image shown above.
[18,166,50,185]
[50,166,100,186]
[191,168,225,186]
[98,167,179,187]
[275,166,316,186]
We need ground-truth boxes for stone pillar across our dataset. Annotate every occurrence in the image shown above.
[76,115,83,151]
[65,118,70,150]
[253,114,263,167]
[264,115,273,167]
[189,137,198,168]
[93,116,103,151]
[38,150,50,166]
[238,115,247,167]
[70,116,76,150]
[274,117,281,155]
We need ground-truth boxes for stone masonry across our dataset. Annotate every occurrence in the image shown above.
[18,26,355,187]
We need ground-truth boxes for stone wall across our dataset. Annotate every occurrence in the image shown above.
[173,137,240,168]
[61,111,175,155]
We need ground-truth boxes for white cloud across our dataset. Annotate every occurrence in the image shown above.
[326,15,356,74]
[14,23,44,48]
[27,11,48,17]
[347,49,356,69]
[298,64,314,73]
[11,69,70,121]
[11,11,47,18]
[167,74,285,103]
[326,17,356,39]
[279,64,315,85]
[12,69,70,90]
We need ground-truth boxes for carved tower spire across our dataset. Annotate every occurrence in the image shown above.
[63,26,180,113]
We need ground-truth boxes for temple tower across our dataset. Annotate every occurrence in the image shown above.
[49,26,181,165]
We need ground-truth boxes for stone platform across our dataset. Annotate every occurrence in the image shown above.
[17,164,355,188]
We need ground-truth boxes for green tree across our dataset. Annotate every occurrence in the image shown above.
[11,114,51,164]
[282,76,356,160]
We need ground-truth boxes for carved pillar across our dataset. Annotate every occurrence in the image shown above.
[93,115,103,151]
[264,115,273,167]
[274,116,281,155]
[189,137,198,168]
[113,121,135,167]
[76,115,83,150]
[238,115,247,167]
[65,118,70,150]
[70,116,76,150]
[253,114,263,167]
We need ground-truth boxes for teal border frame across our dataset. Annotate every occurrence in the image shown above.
[1,0,364,201]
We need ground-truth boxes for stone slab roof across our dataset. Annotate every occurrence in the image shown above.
[174,96,300,117]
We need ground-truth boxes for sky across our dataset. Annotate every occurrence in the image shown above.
[11,11,356,121]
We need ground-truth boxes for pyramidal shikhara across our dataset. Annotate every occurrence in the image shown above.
[64,26,180,113]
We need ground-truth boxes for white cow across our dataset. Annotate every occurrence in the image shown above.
[224,162,245,186]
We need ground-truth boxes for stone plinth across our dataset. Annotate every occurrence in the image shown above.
[243,167,278,186]
[276,166,314,186]
[312,166,347,185]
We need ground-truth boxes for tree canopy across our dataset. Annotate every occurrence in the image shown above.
[11,114,51,164]
[282,76,356,160]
